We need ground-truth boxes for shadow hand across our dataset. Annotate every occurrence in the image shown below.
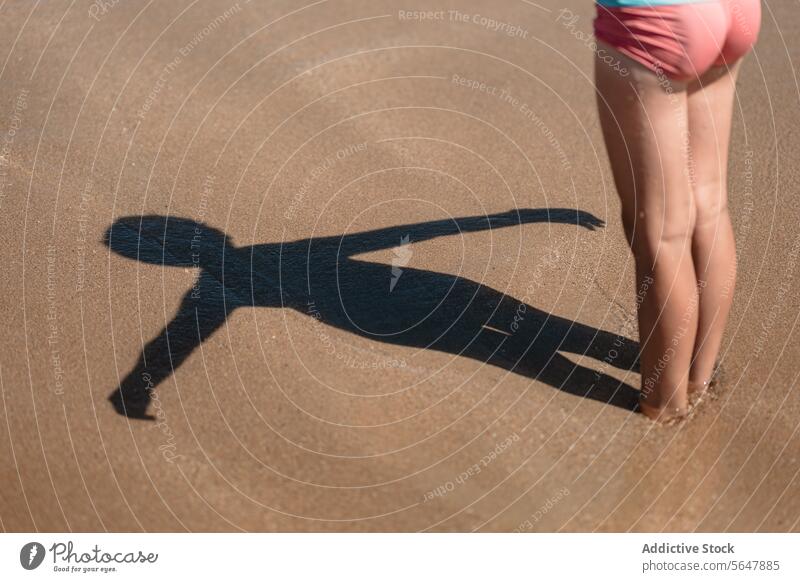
[109,385,155,421]
[575,211,605,231]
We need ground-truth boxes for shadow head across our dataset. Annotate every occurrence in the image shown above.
[104,215,231,267]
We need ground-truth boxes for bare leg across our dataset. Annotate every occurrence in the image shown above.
[686,63,741,393]
[595,46,698,421]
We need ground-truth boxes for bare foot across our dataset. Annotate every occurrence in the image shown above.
[638,395,688,424]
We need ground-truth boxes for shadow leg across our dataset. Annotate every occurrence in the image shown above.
[524,350,640,411]
[560,321,641,374]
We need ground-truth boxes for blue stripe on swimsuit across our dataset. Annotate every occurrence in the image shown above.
[597,0,713,6]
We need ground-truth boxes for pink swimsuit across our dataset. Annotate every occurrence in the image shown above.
[594,0,762,80]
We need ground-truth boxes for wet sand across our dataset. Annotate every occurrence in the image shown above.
[1,0,799,532]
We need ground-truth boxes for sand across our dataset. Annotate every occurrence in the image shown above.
[1,0,799,532]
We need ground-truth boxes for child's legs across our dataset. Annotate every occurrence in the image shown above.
[595,45,698,413]
[686,62,742,385]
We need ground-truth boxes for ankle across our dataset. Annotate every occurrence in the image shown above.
[688,378,710,394]
[688,368,712,385]
[638,396,688,422]
[638,390,688,420]
[688,360,722,389]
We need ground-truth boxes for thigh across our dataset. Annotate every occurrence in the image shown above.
[594,43,694,250]
[686,62,741,220]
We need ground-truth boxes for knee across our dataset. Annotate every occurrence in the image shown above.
[629,211,696,264]
[693,181,729,228]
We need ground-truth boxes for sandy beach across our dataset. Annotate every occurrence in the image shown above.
[1,0,799,532]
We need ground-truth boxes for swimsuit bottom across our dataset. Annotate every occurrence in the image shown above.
[594,0,761,80]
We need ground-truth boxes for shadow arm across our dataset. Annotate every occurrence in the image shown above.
[108,272,232,419]
[330,208,604,256]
